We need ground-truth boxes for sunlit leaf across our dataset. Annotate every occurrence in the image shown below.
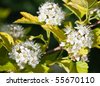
[41,24,66,41]
[58,63,70,73]
[87,0,97,8]
[0,32,14,51]
[76,61,88,73]
[69,61,77,73]
[14,12,42,24]
[59,58,77,73]
[59,59,72,73]
[93,28,100,48]
[71,0,88,8]
[63,0,88,19]
[0,62,17,72]
[33,64,49,73]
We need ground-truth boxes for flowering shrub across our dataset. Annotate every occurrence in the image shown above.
[0,0,100,73]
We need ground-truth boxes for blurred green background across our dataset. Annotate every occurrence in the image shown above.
[0,0,100,73]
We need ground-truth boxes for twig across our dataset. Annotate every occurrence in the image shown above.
[90,20,100,28]
[45,46,63,54]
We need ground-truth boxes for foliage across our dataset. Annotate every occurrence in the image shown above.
[0,0,100,73]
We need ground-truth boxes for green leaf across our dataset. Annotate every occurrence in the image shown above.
[87,0,97,8]
[41,50,61,64]
[59,58,77,73]
[71,0,88,8]
[32,64,49,73]
[41,24,66,42]
[29,34,47,52]
[58,62,70,73]
[63,0,88,19]
[0,40,2,48]
[0,32,14,51]
[0,8,10,20]
[14,12,42,24]
[69,61,77,73]
[0,62,17,72]
[93,28,100,48]
[62,0,70,4]
[29,34,46,44]
[24,27,31,35]
[76,61,88,73]
[0,47,9,65]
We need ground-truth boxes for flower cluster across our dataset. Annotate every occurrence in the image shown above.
[9,41,42,69]
[60,24,94,61]
[0,24,24,38]
[37,2,65,25]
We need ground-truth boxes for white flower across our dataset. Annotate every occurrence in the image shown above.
[90,8,100,18]
[90,8,98,15]
[60,24,94,61]
[60,42,65,47]
[9,41,42,69]
[37,2,65,25]
[0,24,24,38]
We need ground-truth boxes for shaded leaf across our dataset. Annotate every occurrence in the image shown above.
[0,47,9,65]
[76,61,88,73]
[0,8,10,19]
[24,27,31,35]
[41,50,61,64]
[0,41,2,48]
[29,34,46,43]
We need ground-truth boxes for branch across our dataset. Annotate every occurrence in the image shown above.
[90,20,100,28]
[45,46,63,54]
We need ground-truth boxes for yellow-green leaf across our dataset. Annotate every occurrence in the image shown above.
[60,58,77,73]
[0,8,10,19]
[76,61,88,73]
[41,24,66,41]
[71,0,88,8]
[0,62,17,72]
[33,64,49,73]
[87,0,97,8]
[59,59,72,72]
[93,28,100,48]
[58,63,70,73]
[0,32,14,51]
[14,12,42,24]
[63,0,88,19]
[62,0,71,4]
